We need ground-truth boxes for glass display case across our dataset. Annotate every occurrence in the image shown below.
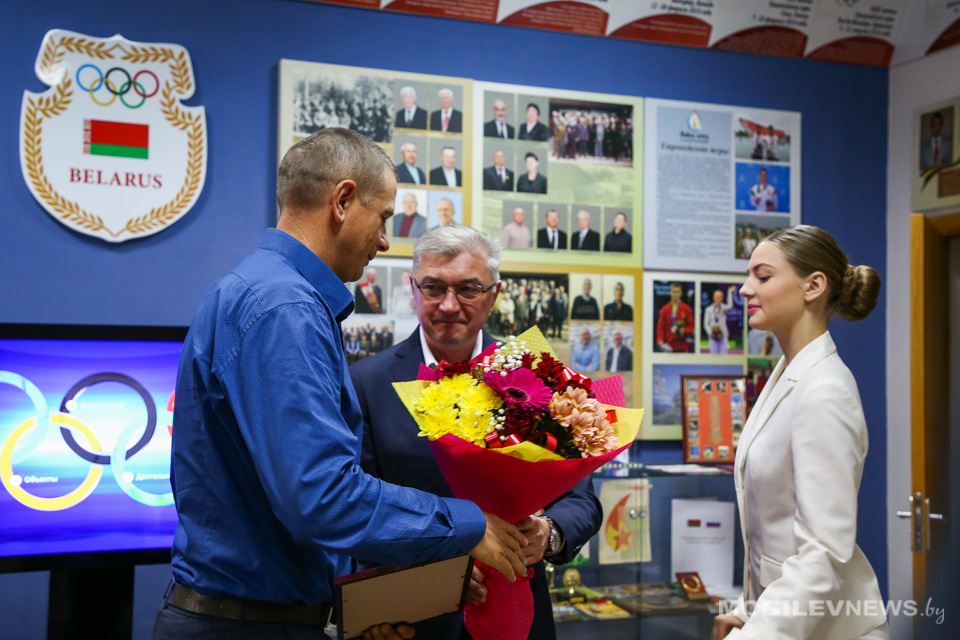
[551,457,745,640]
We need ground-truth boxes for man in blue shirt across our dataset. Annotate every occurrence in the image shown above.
[153,128,527,639]
[571,326,600,372]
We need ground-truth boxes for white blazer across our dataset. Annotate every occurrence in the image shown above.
[728,332,887,639]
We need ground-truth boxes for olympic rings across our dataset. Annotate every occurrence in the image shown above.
[1,414,103,511]
[110,419,173,507]
[76,64,159,108]
[59,373,157,465]
[0,372,49,464]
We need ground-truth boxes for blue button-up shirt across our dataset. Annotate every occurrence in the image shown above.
[170,229,486,605]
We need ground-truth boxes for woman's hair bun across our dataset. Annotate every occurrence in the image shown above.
[836,264,881,321]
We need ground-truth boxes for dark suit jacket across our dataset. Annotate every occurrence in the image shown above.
[430,166,462,187]
[537,227,567,250]
[395,163,426,185]
[482,165,514,191]
[571,229,600,251]
[350,329,602,640]
[605,345,633,372]
[517,173,547,194]
[430,109,463,133]
[484,120,514,139]
[395,106,427,130]
[517,121,549,141]
[353,283,382,314]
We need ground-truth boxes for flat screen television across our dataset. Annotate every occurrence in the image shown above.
[0,324,186,573]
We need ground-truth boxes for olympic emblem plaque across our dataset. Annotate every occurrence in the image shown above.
[19,30,207,242]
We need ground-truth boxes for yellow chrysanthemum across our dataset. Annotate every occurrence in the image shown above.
[458,382,502,413]
[415,382,459,414]
[416,404,460,440]
[436,373,475,399]
[445,414,488,446]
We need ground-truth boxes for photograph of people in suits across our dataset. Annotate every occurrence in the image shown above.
[603,281,633,321]
[430,87,462,133]
[352,229,600,640]
[549,98,633,166]
[392,191,427,239]
[483,149,514,191]
[604,327,632,373]
[571,209,600,251]
[603,211,631,253]
[395,141,427,185]
[395,85,427,130]
[655,281,695,352]
[517,102,549,141]
[291,73,391,142]
[571,325,600,372]
[570,277,600,320]
[353,267,383,314]
[714,225,889,640]
[429,146,462,187]
[342,318,394,365]
[537,208,567,250]
[484,99,515,139]
[431,197,457,229]
[919,109,954,171]
[501,206,532,249]
[517,152,547,194]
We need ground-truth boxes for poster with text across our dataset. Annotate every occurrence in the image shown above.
[474,82,642,268]
[278,60,473,256]
[643,99,801,273]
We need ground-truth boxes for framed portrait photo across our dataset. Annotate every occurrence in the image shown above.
[680,374,747,465]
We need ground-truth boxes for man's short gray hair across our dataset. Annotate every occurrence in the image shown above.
[400,86,416,99]
[438,88,454,100]
[413,226,501,284]
[276,128,395,211]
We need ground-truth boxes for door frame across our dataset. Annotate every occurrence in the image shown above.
[909,212,960,609]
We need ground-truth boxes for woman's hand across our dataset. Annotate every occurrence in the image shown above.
[712,613,744,640]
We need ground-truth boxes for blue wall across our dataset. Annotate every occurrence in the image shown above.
[0,2,888,637]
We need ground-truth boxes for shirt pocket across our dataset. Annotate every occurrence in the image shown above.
[759,554,783,588]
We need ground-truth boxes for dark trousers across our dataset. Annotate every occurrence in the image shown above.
[152,601,330,640]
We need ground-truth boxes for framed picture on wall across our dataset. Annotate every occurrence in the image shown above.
[681,374,746,464]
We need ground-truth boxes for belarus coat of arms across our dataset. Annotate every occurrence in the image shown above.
[19,30,207,242]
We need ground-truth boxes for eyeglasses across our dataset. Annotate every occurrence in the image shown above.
[413,277,497,302]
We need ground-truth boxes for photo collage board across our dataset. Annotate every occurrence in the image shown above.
[641,271,782,441]
[278,60,473,253]
[473,82,643,270]
[276,60,802,440]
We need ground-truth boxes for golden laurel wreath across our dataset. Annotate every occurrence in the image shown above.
[22,35,205,238]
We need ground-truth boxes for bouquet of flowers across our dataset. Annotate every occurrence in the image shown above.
[393,327,643,640]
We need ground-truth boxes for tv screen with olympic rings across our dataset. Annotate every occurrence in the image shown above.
[0,324,186,572]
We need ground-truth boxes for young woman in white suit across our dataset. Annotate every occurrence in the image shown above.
[713,225,889,640]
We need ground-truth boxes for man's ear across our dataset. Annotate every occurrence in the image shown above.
[330,179,358,224]
[803,271,828,303]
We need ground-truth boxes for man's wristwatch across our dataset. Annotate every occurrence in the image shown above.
[541,515,563,556]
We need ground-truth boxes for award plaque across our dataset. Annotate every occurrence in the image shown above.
[676,571,711,601]
[680,375,747,464]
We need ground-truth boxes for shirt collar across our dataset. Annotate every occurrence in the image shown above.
[419,328,483,367]
[260,228,355,322]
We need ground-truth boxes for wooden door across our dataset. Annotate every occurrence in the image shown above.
[907,213,957,617]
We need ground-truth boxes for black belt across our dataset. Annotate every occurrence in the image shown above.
[167,582,332,627]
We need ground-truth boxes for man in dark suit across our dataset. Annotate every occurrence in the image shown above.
[484,99,514,139]
[605,328,633,372]
[571,209,600,251]
[517,152,547,194]
[429,88,462,133]
[395,142,426,185]
[482,149,514,191]
[350,225,602,640]
[537,208,567,250]
[353,267,383,314]
[395,85,427,130]
[429,146,462,187]
[570,277,600,320]
[517,103,549,141]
